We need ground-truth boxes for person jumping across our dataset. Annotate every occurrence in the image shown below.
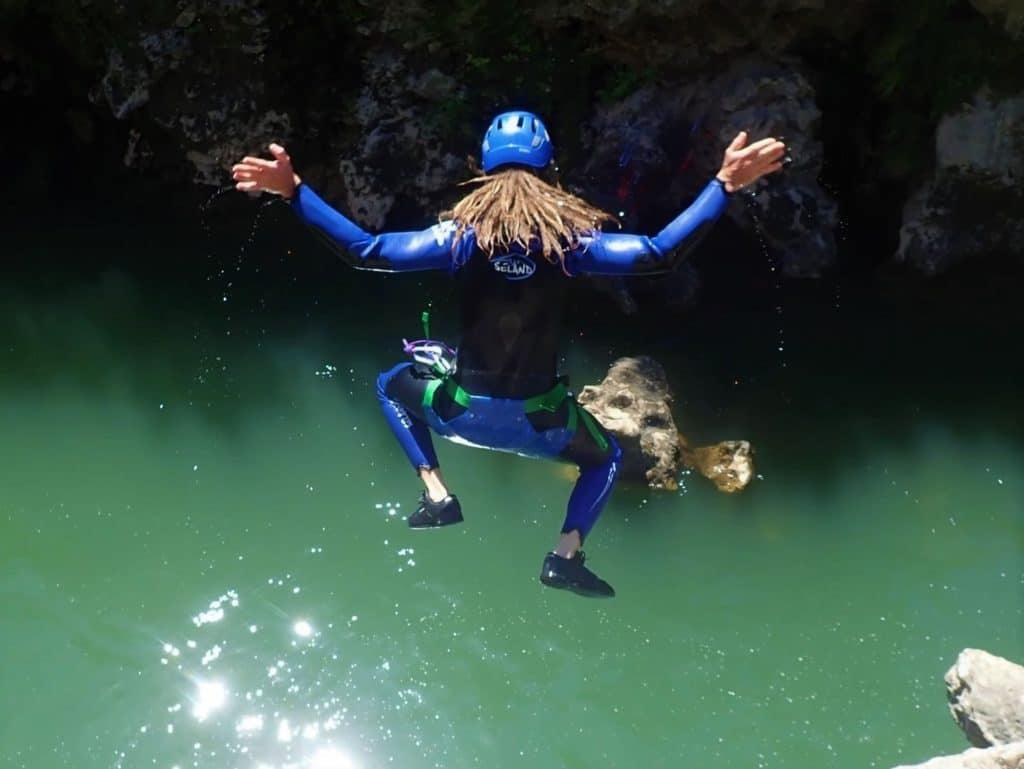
[232,110,785,597]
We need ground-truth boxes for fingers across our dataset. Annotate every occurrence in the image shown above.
[735,142,785,176]
[758,143,786,164]
[240,155,275,168]
[736,137,782,159]
[727,131,748,152]
[743,157,786,186]
[232,143,292,194]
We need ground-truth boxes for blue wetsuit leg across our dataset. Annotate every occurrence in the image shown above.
[377,364,621,542]
[555,417,622,542]
[376,362,439,470]
[565,460,619,540]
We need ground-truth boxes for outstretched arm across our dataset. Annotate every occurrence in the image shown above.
[231,144,460,272]
[568,132,786,276]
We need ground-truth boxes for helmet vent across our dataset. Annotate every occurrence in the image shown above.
[481,110,553,172]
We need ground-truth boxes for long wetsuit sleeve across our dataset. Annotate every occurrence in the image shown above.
[289,183,458,272]
[568,178,730,276]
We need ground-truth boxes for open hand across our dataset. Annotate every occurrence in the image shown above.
[715,132,786,193]
[231,143,302,198]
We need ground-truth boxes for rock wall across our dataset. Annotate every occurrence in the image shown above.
[895,90,1024,274]
[968,0,1024,39]
[94,1,293,184]
[4,1,1023,278]
[581,57,837,278]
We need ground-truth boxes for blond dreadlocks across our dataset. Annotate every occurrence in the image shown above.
[442,169,617,271]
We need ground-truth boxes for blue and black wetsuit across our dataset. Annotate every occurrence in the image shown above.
[290,178,730,541]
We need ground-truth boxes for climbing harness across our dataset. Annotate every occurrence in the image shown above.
[402,309,456,377]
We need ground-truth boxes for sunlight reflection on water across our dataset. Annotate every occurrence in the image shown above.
[116,581,380,769]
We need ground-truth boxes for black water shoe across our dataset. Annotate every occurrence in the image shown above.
[539,551,615,598]
[407,493,464,529]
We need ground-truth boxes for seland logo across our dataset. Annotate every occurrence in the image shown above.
[492,253,536,280]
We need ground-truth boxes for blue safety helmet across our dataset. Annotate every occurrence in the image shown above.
[481,110,554,173]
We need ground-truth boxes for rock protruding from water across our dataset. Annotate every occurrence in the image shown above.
[893,742,1024,769]
[946,649,1024,747]
[889,649,1024,769]
[577,356,755,492]
[577,356,682,490]
[683,440,755,494]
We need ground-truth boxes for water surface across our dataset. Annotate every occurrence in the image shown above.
[1,197,1021,769]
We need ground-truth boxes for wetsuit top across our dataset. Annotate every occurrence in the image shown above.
[290,178,730,398]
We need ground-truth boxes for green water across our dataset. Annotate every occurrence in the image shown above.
[1,204,1022,769]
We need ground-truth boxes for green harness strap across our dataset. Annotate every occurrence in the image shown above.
[421,378,445,410]
[575,403,610,452]
[442,376,472,408]
[422,377,607,452]
[523,381,568,413]
[436,378,568,414]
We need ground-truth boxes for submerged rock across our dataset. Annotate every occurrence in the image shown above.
[577,356,755,492]
[946,648,1024,747]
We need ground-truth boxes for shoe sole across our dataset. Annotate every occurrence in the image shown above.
[539,573,615,598]
[407,514,464,529]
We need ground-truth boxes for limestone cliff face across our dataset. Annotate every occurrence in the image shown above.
[968,0,1024,39]
[3,1,1022,277]
[580,59,837,279]
[895,91,1024,274]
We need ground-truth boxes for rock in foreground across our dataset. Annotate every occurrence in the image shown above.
[893,741,1024,769]
[946,649,1024,747]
